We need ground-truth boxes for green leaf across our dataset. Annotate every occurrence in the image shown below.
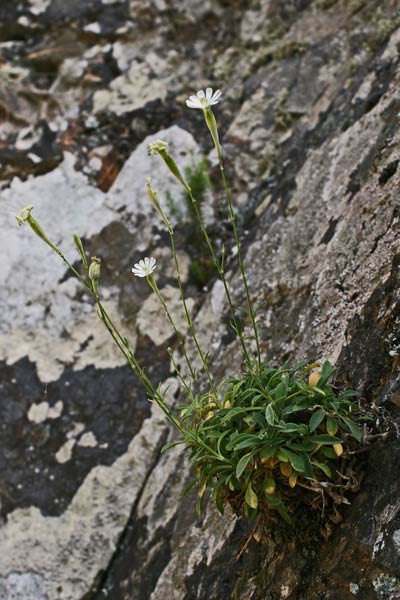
[181,479,197,497]
[278,422,302,433]
[311,460,332,478]
[235,452,253,478]
[235,437,260,450]
[245,483,258,509]
[73,233,88,268]
[161,440,184,453]
[215,492,224,514]
[277,448,289,462]
[271,380,288,403]
[321,447,337,458]
[284,450,306,473]
[309,434,342,445]
[340,416,362,442]
[264,493,282,507]
[326,417,338,436]
[318,361,336,386]
[309,408,325,432]
[265,404,276,426]
[277,503,294,525]
[252,411,267,428]
[302,453,314,478]
[260,445,276,460]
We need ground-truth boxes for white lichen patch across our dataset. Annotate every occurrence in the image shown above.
[350,582,360,595]
[27,402,50,424]
[66,422,85,440]
[372,574,400,599]
[92,60,167,115]
[0,571,47,600]
[392,529,400,552]
[55,439,76,464]
[0,302,131,382]
[28,400,63,423]
[28,0,51,15]
[77,432,98,448]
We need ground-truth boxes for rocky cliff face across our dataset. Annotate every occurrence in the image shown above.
[0,1,399,599]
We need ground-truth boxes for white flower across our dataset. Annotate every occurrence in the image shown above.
[186,87,222,110]
[131,257,157,278]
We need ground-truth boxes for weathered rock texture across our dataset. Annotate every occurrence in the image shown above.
[0,1,399,599]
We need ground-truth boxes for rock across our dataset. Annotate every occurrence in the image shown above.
[1,1,400,599]
[92,61,167,116]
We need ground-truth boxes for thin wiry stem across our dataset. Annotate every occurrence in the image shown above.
[187,189,254,372]
[147,181,217,397]
[204,108,261,370]
[146,275,199,390]
[154,149,254,372]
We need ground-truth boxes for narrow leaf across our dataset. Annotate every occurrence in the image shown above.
[309,434,342,445]
[235,452,253,479]
[309,408,325,432]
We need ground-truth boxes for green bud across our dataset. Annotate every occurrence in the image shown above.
[16,205,34,226]
[88,256,101,282]
[148,140,168,155]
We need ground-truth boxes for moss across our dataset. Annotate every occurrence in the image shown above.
[251,40,310,72]
[348,0,368,15]
[366,16,400,54]
[274,89,293,131]
[315,0,339,9]
[348,58,361,77]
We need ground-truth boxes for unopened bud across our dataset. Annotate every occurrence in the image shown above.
[88,257,101,282]
[16,205,34,226]
[148,140,168,155]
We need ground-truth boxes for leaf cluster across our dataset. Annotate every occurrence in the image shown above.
[172,361,366,527]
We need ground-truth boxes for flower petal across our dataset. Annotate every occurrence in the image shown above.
[212,89,222,102]
[197,89,205,99]
[205,87,213,100]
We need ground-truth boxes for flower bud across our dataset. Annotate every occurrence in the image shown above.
[16,205,34,226]
[148,140,168,155]
[88,257,101,282]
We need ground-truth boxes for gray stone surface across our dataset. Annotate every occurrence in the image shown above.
[0,0,399,599]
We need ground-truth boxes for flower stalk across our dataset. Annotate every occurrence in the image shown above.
[146,180,218,398]
[149,141,255,372]
[203,105,262,370]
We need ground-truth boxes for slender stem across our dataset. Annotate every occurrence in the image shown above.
[169,227,217,398]
[147,179,217,396]
[146,275,198,388]
[205,108,261,369]
[187,189,254,372]
[168,347,195,400]
[25,216,227,459]
[155,150,254,372]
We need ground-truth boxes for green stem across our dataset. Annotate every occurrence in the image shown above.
[187,189,254,372]
[156,150,254,372]
[204,108,261,370]
[24,215,226,459]
[146,275,198,389]
[169,226,217,398]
